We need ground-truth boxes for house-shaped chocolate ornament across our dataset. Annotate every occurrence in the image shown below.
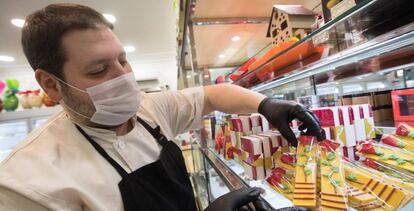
[266,5,316,45]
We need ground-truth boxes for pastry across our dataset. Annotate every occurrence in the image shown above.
[346,185,376,206]
[357,141,414,173]
[293,136,317,209]
[273,149,296,171]
[381,134,414,152]
[266,167,294,200]
[343,161,410,210]
[362,158,414,191]
[319,140,348,211]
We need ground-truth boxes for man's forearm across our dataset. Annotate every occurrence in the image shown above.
[203,84,267,116]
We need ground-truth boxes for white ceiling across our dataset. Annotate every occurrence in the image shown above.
[0,0,323,89]
[0,0,178,89]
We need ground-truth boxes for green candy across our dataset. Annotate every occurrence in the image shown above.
[375,149,384,156]
[408,131,414,138]
[346,173,357,182]
[304,167,312,176]
[285,172,294,179]
[282,182,289,190]
[327,152,336,161]
[379,156,388,161]
[397,141,407,148]
[298,152,306,157]
[389,154,399,160]
[332,167,339,173]
[304,146,312,153]
[396,158,406,165]
[321,160,330,166]
[391,173,402,179]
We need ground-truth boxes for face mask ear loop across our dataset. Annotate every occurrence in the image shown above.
[59,100,92,120]
[53,75,87,93]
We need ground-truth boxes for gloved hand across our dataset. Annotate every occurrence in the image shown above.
[253,198,309,211]
[258,97,324,147]
[204,187,263,211]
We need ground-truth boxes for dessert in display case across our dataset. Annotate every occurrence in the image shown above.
[180,0,414,209]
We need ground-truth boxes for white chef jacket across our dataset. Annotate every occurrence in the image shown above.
[0,87,204,211]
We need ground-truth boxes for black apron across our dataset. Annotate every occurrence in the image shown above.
[75,117,198,211]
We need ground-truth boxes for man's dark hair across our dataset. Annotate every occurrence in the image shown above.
[22,3,114,78]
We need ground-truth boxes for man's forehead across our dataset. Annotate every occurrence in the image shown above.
[61,26,122,64]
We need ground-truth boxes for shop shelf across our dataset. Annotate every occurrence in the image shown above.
[0,106,62,122]
[233,0,414,92]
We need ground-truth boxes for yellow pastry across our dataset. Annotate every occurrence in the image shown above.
[266,167,294,200]
[357,141,414,173]
[381,134,414,153]
[362,158,414,191]
[273,149,295,171]
[293,136,317,209]
[343,161,410,210]
[319,140,348,211]
[346,185,376,206]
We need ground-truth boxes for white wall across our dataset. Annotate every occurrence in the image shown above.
[0,52,178,92]
[0,64,40,91]
[128,51,178,90]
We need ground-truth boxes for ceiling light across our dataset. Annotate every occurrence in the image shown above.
[397,70,404,77]
[0,55,15,62]
[11,18,25,28]
[103,14,116,23]
[124,46,136,53]
[186,75,191,79]
[231,36,240,42]
[218,54,225,58]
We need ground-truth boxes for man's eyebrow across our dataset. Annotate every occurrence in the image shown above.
[83,51,126,71]
[82,59,109,71]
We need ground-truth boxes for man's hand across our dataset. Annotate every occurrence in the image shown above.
[258,98,324,147]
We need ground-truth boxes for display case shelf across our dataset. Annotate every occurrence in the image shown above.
[0,106,62,122]
[233,0,414,93]
[250,27,414,92]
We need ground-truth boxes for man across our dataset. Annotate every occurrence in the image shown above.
[0,4,323,211]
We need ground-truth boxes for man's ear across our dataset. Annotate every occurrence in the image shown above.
[34,69,63,102]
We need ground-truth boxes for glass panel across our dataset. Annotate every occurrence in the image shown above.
[204,160,230,201]
[0,121,28,161]
[206,149,294,209]
[270,77,313,100]
[397,94,414,117]
[233,0,414,90]
[32,118,48,129]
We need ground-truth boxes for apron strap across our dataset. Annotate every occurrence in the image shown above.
[75,124,129,177]
[136,116,168,146]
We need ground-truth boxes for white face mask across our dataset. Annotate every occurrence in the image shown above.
[55,72,141,126]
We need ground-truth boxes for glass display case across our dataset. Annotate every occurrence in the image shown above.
[0,106,62,161]
[180,0,414,209]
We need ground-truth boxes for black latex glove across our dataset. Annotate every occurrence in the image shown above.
[204,187,263,211]
[253,198,310,211]
[258,97,324,147]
